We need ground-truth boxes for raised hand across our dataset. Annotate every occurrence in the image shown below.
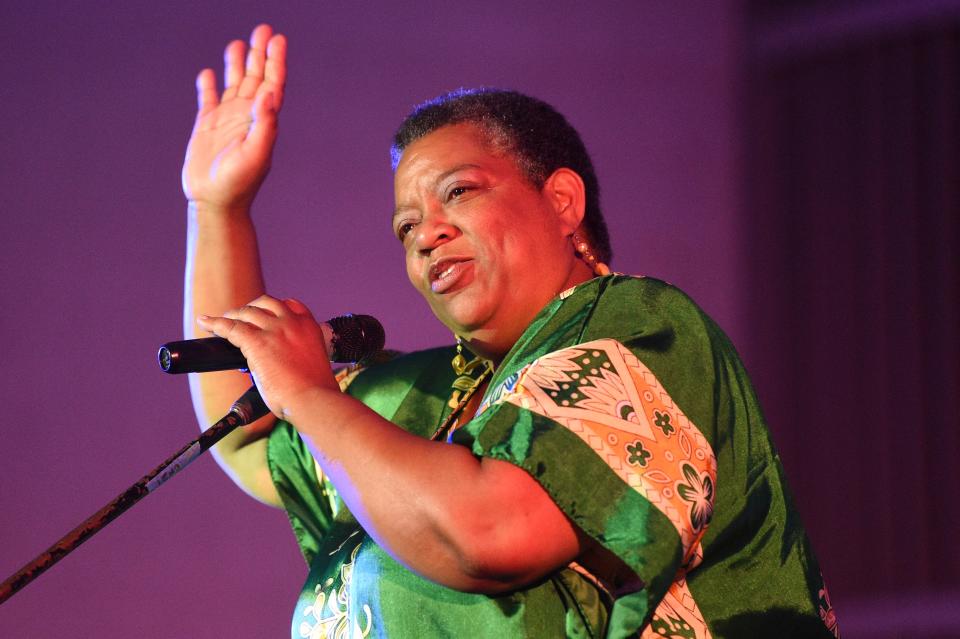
[182,24,287,211]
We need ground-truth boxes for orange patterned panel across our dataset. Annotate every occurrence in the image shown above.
[482,339,717,559]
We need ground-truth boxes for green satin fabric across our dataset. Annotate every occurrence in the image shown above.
[268,345,610,638]
[268,275,837,638]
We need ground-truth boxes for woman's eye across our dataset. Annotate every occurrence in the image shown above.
[397,222,415,241]
[448,186,470,200]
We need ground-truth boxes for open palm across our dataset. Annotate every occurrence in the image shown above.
[182,24,287,210]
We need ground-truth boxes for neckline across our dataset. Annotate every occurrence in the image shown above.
[488,273,616,390]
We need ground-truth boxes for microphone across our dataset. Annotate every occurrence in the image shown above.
[158,314,385,374]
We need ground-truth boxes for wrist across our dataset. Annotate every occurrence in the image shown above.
[187,199,253,221]
[281,384,342,424]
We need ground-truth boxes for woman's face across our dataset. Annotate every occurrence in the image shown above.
[393,123,586,360]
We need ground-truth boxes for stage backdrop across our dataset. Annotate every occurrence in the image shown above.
[7,0,960,639]
[743,2,960,636]
[0,2,743,636]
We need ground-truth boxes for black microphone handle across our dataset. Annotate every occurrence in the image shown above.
[158,337,247,373]
[158,313,384,374]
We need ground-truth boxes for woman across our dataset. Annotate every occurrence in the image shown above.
[183,24,838,639]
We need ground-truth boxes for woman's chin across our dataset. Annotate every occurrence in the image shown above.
[429,294,493,335]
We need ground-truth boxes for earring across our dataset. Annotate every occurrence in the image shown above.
[448,335,492,411]
[452,336,469,375]
[572,232,611,276]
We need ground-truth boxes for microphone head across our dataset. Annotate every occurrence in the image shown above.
[327,314,385,362]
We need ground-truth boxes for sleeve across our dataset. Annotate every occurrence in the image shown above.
[266,348,455,564]
[267,419,339,564]
[455,283,719,634]
[265,365,362,564]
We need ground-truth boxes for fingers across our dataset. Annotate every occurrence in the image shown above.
[245,31,286,152]
[212,25,285,108]
[197,299,282,343]
[196,314,257,344]
[222,39,245,100]
[196,295,314,344]
[283,298,313,317]
[225,295,308,323]
[262,33,287,110]
[246,294,296,318]
[237,24,272,100]
[195,68,219,117]
[223,304,274,325]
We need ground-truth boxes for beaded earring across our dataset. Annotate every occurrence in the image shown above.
[572,232,611,276]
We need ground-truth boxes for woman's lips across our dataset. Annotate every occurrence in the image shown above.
[430,259,473,294]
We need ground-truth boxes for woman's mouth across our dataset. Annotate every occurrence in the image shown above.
[430,259,473,294]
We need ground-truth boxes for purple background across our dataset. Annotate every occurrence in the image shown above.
[1,1,956,637]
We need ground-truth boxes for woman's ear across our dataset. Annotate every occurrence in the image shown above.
[543,168,586,235]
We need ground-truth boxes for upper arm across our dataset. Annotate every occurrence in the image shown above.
[189,370,282,506]
[457,336,717,602]
[450,456,583,593]
[213,431,282,507]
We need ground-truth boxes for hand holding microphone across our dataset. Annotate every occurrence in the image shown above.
[162,296,384,420]
[159,313,384,372]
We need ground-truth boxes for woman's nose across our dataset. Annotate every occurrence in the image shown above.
[413,209,459,254]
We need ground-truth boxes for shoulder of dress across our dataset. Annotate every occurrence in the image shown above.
[596,273,688,298]
[585,274,703,321]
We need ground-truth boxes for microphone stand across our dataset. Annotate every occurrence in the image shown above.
[0,385,269,605]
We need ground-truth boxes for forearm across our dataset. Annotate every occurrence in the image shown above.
[193,291,583,588]
[184,202,278,503]
[185,201,266,338]
[176,24,287,504]
[284,385,580,592]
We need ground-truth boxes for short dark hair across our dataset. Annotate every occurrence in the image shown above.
[391,88,612,264]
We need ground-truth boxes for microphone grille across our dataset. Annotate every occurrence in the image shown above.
[328,314,385,362]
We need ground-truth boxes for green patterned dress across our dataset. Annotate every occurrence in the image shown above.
[267,275,839,638]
